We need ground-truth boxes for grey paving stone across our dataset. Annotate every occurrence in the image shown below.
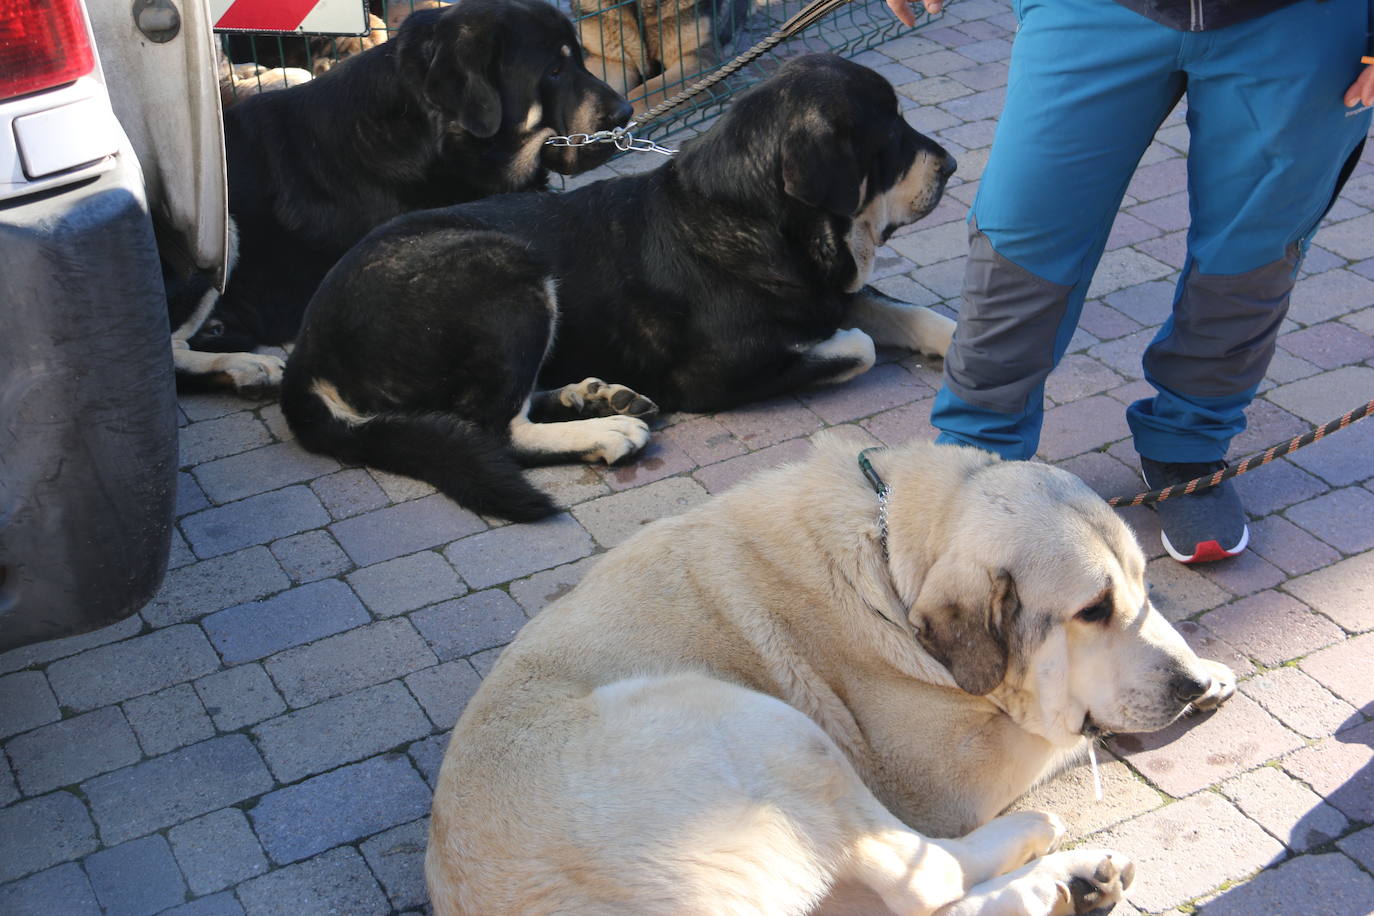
[176,471,210,516]
[1218,765,1349,853]
[202,579,370,665]
[0,766,17,806]
[142,547,290,627]
[82,735,273,846]
[347,550,467,617]
[248,755,432,865]
[168,808,269,895]
[180,486,330,559]
[191,442,339,505]
[1197,852,1374,916]
[178,413,272,467]
[1337,825,1374,871]
[46,625,220,712]
[1285,416,1374,487]
[193,664,285,731]
[159,892,244,916]
[264,618,437,708]
[0,863,101,916]
[411,590,527,661]
[269,530,353,584]
[1285,549,1374,634]
[0,791,98,883]
[310,468,390,520]
[405,732,449,795]
[6,706,142,796]
[167,529,197,570]
[330,494,487,567]
[444,512,595,589]
[84,834,187,916]
[368,468,436,503]
[571,477,711,548]
[0,671,60,739]
[252,681,433,783]
[405,660,483,729]
[360,817,429,911]
[1285,487,1374,554]
[509,555,603,616]
[1266,366,1374,425]
[123,684,214,757]
[235,846,390,916]
[0,613,143,677]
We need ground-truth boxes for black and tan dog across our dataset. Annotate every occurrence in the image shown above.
[170,0,631,390]
[281,54,959,521]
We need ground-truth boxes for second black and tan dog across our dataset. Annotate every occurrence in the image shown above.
[281,54,959,521]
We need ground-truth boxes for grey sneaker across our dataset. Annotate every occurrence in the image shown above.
[1140,457,1249,564]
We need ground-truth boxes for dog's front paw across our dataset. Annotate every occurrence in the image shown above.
[1191,659,1237,712]
[223,353,285,392]
[1054,850,1134,916]
[586,416,651,464]
[912,307,955,359]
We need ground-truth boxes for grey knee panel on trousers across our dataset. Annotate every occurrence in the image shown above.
[944,227,1073,414]
[1143,246,1299,399]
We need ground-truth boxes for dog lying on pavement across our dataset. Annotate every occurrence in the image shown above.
[281,54,959,521]
[424,436,1236,914]
[170,0,631,392]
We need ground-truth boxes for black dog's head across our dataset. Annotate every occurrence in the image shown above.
[677,54,956,288]
[397,0,632,183]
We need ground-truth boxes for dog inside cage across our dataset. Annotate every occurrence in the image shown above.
[216,0,912,136]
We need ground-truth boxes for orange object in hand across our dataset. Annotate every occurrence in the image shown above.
[1364,56,1374,64]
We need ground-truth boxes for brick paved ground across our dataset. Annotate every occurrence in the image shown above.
[3,2,1374,913]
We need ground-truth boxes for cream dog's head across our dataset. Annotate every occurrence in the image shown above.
[891,454,1220,748]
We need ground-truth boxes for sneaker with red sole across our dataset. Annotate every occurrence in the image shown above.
[1140,456,1250,564]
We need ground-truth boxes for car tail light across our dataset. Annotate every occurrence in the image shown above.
[0,0,96,103]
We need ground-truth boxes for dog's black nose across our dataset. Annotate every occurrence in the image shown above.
[1170,672,1210,706]
[940,153,957,180]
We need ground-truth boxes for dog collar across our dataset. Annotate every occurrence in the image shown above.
[858,447,890,559]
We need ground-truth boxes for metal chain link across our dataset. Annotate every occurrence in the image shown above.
[544,123,677,156]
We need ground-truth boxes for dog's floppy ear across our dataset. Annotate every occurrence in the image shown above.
[781,128,864,216]
[398,10,502,138]
[912,568,1020,696]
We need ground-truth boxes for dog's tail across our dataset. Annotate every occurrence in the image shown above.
[281,369,557,522]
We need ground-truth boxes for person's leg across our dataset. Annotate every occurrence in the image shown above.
[931,0,1185,460]
[1127,0,1373,561]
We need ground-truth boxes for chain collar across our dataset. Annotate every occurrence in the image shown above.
[544,122,677,157]
[858,447,890,560]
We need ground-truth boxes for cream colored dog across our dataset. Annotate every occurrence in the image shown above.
[427,437,1236,915]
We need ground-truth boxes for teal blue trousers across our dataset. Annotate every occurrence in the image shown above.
[932,0,1372,461]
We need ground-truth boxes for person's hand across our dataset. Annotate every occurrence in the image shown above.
[1346,60,1374,109]
[885,0,942,28]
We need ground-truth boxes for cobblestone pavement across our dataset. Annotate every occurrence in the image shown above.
[4,3,1374,913]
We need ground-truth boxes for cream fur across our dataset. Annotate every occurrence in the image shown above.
[426,435,1232,914]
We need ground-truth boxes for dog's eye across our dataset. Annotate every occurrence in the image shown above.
[1076,601,1112,624]
[549,61,564,79]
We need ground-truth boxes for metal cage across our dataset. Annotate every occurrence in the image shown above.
[218,0,930,137]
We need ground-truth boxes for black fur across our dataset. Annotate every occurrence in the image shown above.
[175,0,630,356]
[282,54,956,520]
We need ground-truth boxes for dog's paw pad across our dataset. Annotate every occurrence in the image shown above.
[1057,852,1133,916]
[570,378,659,419]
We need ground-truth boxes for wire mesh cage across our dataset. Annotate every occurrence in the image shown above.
[217,0,929,137]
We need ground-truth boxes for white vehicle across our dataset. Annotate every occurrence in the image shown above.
[0,0,226,649]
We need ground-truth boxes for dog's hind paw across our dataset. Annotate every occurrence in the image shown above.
[559,378,660,420]
[1055,850,1134,916]
[585,416,651,464]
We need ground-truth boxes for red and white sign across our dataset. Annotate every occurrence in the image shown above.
[210,0,370,34]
